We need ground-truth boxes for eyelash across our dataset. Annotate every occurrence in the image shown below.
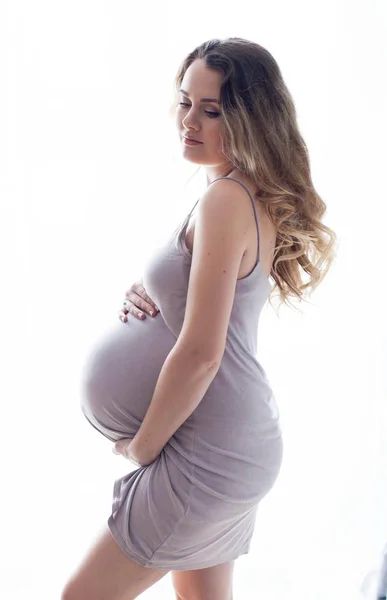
[178,102,220,118]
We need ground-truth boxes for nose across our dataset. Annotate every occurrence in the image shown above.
[182,110,200,133]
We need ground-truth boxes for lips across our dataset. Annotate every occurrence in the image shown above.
[184,136,202,143]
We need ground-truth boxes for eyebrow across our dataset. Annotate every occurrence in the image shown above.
[178,88,220,104]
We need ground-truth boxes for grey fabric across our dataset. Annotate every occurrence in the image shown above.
[80,176,283,570]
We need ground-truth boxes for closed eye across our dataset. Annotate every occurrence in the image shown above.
[178,102,220,118]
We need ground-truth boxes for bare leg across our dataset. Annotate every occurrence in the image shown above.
[61,523,170,600]
[171,560,235,600]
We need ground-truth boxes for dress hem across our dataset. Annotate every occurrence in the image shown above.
[107,515,251,571]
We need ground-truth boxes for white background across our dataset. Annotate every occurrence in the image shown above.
[1,1,386,598]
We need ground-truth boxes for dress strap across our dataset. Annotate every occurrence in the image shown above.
[210,176,261,265]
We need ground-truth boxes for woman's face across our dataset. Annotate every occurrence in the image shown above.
[175,59,227,168]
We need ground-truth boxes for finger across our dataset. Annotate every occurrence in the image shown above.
[143,293,159,312]
[127,286,159,313]
[124,294,156,317]
[124,293,145,314]
[118,310,128,322]
[113,438,132,458]
[121,304,145,320]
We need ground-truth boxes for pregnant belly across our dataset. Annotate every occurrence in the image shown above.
[80,314,176,443]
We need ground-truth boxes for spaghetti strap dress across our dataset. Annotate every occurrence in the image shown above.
[80,176,283,571]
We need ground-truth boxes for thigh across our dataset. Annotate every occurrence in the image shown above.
[61,523,170,600]
[171,560,235,600]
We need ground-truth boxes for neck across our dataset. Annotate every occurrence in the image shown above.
[205,166,236,186]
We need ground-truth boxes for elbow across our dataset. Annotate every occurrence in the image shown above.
[174,340,221,371]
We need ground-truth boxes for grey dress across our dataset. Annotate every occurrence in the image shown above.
[80,176,283,571]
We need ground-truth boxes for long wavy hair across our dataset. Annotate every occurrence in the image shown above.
[170,37,337,311]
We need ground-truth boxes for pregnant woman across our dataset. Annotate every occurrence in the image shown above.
[62,38,337,600]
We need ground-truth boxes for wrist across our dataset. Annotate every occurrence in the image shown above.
[129,437,157,467]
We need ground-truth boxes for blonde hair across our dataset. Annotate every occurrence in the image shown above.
[170,37,337,311]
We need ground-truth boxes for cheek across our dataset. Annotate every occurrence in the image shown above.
[206,118,222,138]
[211,127,224,151]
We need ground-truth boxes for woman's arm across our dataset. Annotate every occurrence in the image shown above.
[129,344,219,465]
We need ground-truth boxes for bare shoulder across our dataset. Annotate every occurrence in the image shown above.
[213,173,277,277]
[185,172,277,278]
